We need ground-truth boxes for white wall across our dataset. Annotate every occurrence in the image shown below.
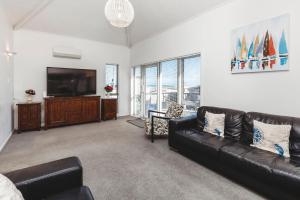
[0,4,14,149]
[14,30,131,127]
[131,0,300,117]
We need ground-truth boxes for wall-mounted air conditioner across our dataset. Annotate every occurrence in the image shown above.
[52,46,82,59]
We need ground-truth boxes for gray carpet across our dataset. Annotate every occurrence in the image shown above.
[0,117,265,200]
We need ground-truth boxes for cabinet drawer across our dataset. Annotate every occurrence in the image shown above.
[104,113,116,120]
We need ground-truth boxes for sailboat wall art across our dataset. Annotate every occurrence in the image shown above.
[231,14,289,74]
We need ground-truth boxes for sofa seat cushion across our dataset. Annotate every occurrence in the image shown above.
[174,129,212,148]
[175,129,234,157]
[197,135,235,157]
[271,157,300,192]
[220,143,253,167]
[241,148,277,180]
[45,186,94,200]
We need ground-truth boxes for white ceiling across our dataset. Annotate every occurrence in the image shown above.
[1,0,229,46]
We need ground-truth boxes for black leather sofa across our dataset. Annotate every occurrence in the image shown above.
[4,157,94,200]
[169,106,300,200]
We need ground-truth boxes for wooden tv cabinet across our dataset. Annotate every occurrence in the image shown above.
[44,96,101,129]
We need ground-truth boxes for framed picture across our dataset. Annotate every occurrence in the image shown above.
[231,14,289,74]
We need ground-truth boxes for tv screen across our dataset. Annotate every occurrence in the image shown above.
[47,67,96,97]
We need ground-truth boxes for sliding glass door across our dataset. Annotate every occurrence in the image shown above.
[183,56,201,111]
[131,54,201,118]
[160,60,178,111]
[144,64,158,116]
[132,66,142,117]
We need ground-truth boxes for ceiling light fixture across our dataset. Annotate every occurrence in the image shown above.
[104,0,135,28]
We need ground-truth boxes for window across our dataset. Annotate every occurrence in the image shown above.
[144,64,158,116]
[105,64,118,95]
[131,54,200,118]
[160,59,178,111]
[183,56,201,111]
[132,66,142,117]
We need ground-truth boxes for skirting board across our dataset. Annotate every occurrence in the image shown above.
[0,131,12,152]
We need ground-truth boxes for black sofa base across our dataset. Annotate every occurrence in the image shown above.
[171,142,297,200]
[45,186,94,200]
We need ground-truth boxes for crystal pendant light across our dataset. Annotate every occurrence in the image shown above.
[105,0,135,28]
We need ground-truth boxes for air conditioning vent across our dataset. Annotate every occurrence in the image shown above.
[53,46,82,59]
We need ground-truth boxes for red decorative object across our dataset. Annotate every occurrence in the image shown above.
[104,85,113,93]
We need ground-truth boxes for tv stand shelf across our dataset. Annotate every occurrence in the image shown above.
[44,96,100,129]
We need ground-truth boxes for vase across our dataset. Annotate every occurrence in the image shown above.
[105,93,111,98]
[27,95,33,103]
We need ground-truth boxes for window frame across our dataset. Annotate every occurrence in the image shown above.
[159,59,179,112]
[131,66,143,117]
[142,63,159,116]
[131,53,201,117]
[181,55,201,112]
[105,63,119,96]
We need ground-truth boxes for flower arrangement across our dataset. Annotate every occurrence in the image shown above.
[25,89,36,102]
[25,89,36,96]
[104,85,113,93]
[104,85,113,97]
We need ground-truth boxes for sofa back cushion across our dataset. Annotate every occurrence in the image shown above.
[243,112,300,161]
[197,106,245,141]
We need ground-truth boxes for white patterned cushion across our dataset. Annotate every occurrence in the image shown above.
[252,120,291,157]
[0,174,24,200]
[203,112,225,137]
[165,103,184,118]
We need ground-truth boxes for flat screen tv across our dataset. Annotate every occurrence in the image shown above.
[47,67,96,97]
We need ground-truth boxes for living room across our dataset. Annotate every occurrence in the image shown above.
[0,0,299,199]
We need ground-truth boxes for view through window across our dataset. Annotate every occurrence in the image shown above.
[145,65,158,116]
[160,60,178,111]
[132,67,142,117]
[105,64,118,96]
[131,54,200,117]
[183,56,201,111]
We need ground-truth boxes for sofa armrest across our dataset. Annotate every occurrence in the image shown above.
[168,115,197,147]
[148,110,166,118]
[4,157,83,200]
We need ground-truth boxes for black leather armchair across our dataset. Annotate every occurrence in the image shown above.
[4,157,94,200]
